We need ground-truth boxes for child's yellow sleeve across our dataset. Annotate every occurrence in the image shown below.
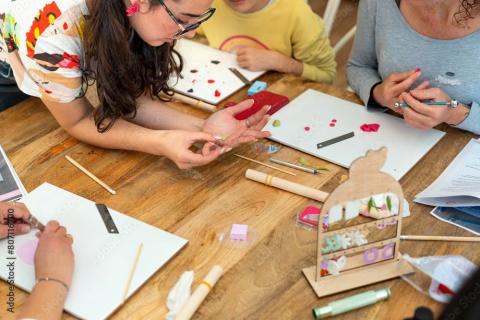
[291,6,337,83]
[196,24,205,36]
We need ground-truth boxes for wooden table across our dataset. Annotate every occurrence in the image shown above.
[0,74,477,320]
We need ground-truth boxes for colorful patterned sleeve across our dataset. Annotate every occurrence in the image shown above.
[1,1,87,104]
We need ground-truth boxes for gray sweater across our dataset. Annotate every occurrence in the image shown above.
[347,0,480,135]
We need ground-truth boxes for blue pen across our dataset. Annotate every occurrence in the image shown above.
[394,100,457,108]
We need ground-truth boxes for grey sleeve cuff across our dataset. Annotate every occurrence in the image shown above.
[454,101,480,135]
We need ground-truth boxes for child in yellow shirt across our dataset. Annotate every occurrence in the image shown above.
[197,0,337,83]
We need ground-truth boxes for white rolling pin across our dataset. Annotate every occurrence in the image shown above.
[245,169,329,202]
[175,265,223,320]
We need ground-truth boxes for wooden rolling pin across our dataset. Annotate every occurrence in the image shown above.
[172,93,217,112]
[175,265,223,320]
[245,169,329,202]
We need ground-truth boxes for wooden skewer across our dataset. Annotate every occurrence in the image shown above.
[65,155,116,195]
[123,242,144,302]
[400,235,480,242]
[234,154,296,176]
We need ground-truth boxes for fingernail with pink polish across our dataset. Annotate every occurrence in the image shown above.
[415,67,421,73]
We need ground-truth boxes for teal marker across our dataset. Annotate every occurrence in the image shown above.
[312,288,391,319]
[394,100,458,108]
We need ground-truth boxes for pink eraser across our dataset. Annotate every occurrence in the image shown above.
[230,224,248,241]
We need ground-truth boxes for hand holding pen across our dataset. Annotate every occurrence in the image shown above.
[0,201,45,238]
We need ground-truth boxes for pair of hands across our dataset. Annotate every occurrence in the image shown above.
[373,69,469,129]
[0,202,74,289]
[161,99,271,169]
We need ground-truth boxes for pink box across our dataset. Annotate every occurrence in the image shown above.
[230,224,249,241]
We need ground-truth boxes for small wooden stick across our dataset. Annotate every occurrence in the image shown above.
[65,155,116,195]
[234,154,296,176]
[400,235,480,242]
[172,93,217,112]
[123,242,144,302]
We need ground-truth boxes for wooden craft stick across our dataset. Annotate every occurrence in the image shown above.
[65,155,116,195]
[175,265,224,320]
[172,93,217,112]
[245,169,328,202]
[234,154,296,176]
[400,235,480,242]
[123,242,144,302]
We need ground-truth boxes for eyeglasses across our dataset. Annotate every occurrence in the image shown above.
[159,0,216,38]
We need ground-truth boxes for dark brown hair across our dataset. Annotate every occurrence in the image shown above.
[455,0,480,24]
[83,0,182,132]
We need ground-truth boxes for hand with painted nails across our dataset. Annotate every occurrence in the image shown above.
[0,201,31,239]
[372,68,428,112]
[400,88,470,129]
[202,99,271,150]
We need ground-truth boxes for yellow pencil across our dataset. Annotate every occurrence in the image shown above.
[65,155,116,195]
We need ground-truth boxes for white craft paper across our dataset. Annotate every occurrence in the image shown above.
[169,39,265,105]
[0,183,187,320]
[266,89,446,180]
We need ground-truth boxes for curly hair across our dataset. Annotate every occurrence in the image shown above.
[455,0,480,24]
[82,0,183,132]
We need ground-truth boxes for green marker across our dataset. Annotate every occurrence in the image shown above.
[312,288,391,319]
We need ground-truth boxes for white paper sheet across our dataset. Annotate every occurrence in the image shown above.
[415,139,480,207]
[0,183,187,320]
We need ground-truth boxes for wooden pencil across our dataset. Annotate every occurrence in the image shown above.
[123,242,144,302]
[400,235,480,242]
[65,155,116,195]
[233,154,296,176]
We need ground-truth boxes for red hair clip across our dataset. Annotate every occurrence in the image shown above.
[126,1,140,16]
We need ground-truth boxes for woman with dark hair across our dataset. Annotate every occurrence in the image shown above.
[0,0,270,169]
[347,0,480,135]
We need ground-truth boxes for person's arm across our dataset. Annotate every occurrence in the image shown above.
[454,102,480,135]
[290,5,337,84]
[17,221,74,320]
[346,0,383,108]
[17,281,68,320]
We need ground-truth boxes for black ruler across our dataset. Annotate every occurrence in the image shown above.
[96,203,119,234]
[317,132,355,149]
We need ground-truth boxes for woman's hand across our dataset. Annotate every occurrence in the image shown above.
[0,202,31,239]
[373,68,428,113]
[202,99,271,149]
[35,221,74,289]
[401,88,470,129]
[157,130,226,169]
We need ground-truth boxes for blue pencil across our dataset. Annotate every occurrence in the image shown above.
[394,101,451,108]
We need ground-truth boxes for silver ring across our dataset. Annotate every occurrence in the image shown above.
[245,118,251,128]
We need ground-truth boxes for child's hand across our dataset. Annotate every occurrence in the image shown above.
[0,202,31,238]
[372,69,427,111]
[236,46,279,72]
[35,221,75,289]
[401,88,470,129]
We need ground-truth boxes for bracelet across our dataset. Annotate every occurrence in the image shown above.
[36,277,69,291]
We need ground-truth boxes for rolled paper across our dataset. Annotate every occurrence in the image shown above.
[245,169,329,202]
[175,265,223,320]
[172,93,217,112]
